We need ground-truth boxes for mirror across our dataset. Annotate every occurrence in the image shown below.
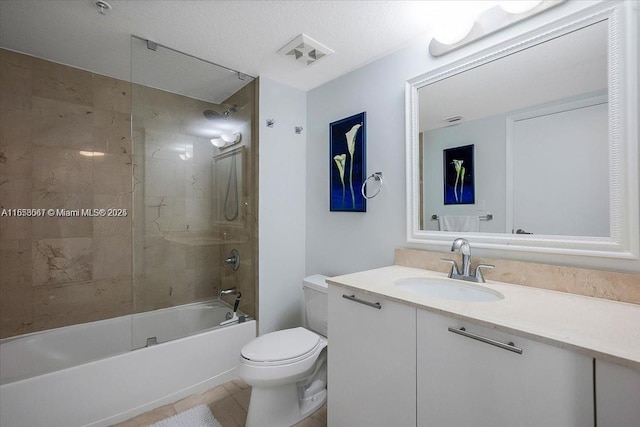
[406,1,639,271]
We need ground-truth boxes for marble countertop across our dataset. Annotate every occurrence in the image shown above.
[327,265,640,371]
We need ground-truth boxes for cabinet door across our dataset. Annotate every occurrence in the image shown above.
[417,309,593,427]
[328,285,416,427]
[596,359,640,426]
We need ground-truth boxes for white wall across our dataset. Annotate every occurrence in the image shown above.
[258,77,307,335]
[305,1,601,277]
[422,114,506,233]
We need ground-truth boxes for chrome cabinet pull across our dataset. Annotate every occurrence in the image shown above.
[448,326,523,354]
[342,294,382,309]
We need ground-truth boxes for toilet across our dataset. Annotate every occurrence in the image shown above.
[238,274,328,427]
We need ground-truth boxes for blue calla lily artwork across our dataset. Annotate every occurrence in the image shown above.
[444,144,475,205]
[330,112,366,212]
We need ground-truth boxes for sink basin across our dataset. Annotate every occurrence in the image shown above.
[394,277,504,302]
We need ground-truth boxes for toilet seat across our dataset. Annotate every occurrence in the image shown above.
[241,327,321,366]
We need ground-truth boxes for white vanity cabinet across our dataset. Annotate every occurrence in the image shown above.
[595,359,640,426]
[416,309,594,427]
[327,284,417,427]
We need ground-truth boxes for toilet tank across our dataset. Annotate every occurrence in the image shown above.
[303,274,328,337]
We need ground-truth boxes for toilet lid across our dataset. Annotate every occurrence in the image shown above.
[241,327,320,363]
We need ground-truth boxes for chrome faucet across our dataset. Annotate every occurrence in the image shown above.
[442,238,494,283]
[219,287,243,326]
[451,238,471,276]
[219,287,240,297]
[224,249,240,271]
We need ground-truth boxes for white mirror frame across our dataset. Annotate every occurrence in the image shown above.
[405,1,639,272]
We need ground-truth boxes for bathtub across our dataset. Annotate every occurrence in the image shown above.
[0,299,256,427]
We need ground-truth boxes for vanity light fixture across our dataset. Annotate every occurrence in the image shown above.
[499,1,543,14]
[429,0,567,57]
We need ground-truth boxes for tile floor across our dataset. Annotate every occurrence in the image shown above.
[112,378,327,427]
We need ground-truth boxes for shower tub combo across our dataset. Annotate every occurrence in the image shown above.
[0,299,255,427]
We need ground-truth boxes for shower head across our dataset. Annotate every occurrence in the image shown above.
[203,104,238,121]
[203,109,223,120]
[223,105,237,117]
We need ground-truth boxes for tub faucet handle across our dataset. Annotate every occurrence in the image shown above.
[224,249,240,271]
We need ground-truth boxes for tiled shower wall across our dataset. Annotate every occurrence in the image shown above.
[131,79,257,318]
[132,84,221,313]
[0,49,133,338]
[0,48,257,339]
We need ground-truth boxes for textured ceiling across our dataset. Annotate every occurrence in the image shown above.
[0,0,469,91]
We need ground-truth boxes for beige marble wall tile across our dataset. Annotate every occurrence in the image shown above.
[92,152,133,195]
[92,74,131,115]
[144,196,187,235]
[92,235,132,280]
[0,49,32,112]
[0,189,33,240]
[143,129,185,160]
[32,237,92,286]
[133,85,183,132]
[30,191,93,238]
[32,57,93,106]
[0,142,32,193]
[93,193,132,237]
[31,276,132,331]
[32,146,93,194]
[185,245,220,270]
[145,157,186,197]
[0,239,32,288]
[31,96,94,150]
[93,108,132,155]
[185,198,213,231]
[0,109,33,195]
[184,267,218,302]
[185,163,212,201]
[0,280,33,338]
[395,248,640,305]
[0,107,32,146]
[138,237,218,310]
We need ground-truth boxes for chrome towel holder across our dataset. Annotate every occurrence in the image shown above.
[361,172,383,199]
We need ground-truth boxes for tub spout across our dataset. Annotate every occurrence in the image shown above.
[219,287,239,297]
[219,289,242,326]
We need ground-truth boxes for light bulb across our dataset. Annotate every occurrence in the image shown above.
[433,13,475,45]
[499,1,542,14]
[210,138,226,148]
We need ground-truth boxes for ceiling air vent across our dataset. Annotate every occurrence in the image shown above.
[278,34,334,66]
[444,116,464,123]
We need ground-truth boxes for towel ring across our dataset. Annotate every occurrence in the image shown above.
[361,172,383,200]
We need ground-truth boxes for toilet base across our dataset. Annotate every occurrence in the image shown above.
[245,383,327,427]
